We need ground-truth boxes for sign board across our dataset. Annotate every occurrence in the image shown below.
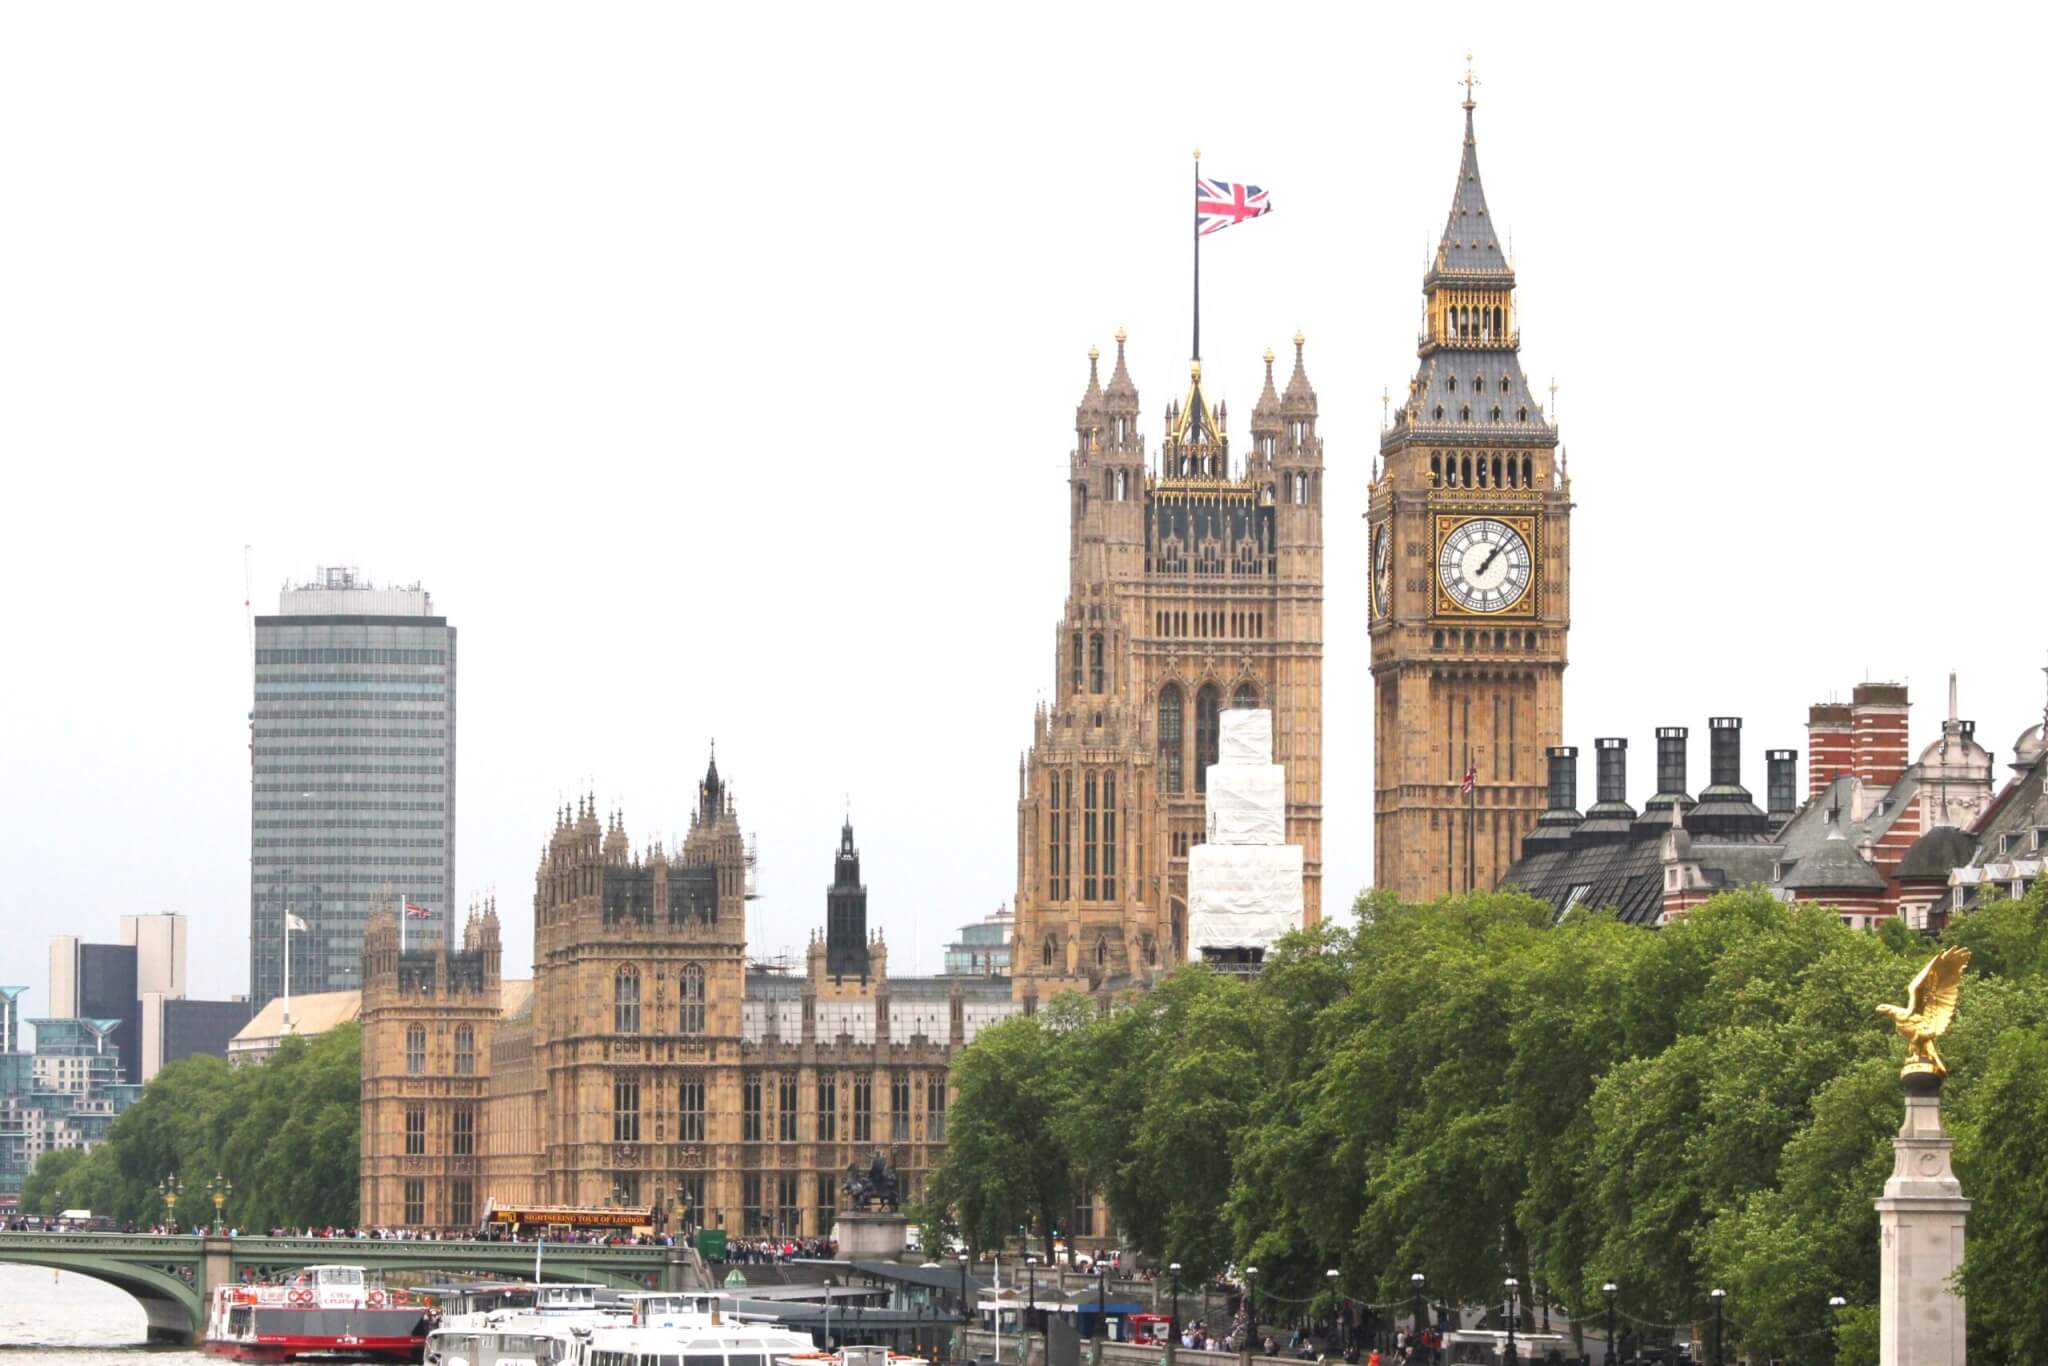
[696,1228,729,1260]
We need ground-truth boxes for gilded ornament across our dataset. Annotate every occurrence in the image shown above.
[1877,946,1970,1078]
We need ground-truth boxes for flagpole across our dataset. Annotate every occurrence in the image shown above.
[282,892,292,1028]
[1192,147,1201,363]
[399,891,406,956]
[1466,746,1477,894]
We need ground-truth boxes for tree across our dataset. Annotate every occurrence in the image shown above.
[926,1008,1077,1258]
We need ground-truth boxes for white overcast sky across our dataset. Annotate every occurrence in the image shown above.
[3,5,2043,1004]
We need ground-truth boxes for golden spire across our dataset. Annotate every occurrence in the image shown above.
[1462,51,1479,111]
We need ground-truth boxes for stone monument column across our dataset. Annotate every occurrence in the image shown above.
[1876,1070,1968,1364]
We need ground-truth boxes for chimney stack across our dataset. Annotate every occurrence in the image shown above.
[1691,717,1769,838]
[1807,701,1853,800]
[1574,738,1636,846]
[1597,737,1629,807]
[1851,682,1911,789]
[1766,749,1799,821]
[1639,726,1694,832]
[1710,715,1743,788]
[1521,746,1582,855]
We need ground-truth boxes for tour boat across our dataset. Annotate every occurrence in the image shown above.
[426,1294,816,1366]
[204,1265,431,1362]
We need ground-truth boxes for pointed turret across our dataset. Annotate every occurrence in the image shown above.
[699,744,724,827]
[1432,98,1509,279]
[1282,330,1317,415]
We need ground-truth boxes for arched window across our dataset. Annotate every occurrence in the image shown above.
[1522,455,1533,486]
[679,963,706,1035]
[1491,406,1503,423]
[1096,937,1108,967]
[1432,630,1445,649]
[406,1024,426,1075]
[1089,633,1105,694]
[1043,935,1057,967]
[1477,459,1488,488]
[1070,630,1082,693]
[1447,375,1458,392]
[454,1025,475,1076]
[1434,405,1444,421]
[1083,770,1100,901]
[1430,454,1442,487]
[1459,405,1471,422]
[1100,772,1116,900]
[1233,681,1259,710]
[1195,684,1222,794]
[1500,375,1510,393]
[614,966,641,1035]
[1461,456,1473,486]
[1493,456,1504,485]
[1158,684,1185,795]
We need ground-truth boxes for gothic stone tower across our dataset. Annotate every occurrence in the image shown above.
[529,754,749,1218]
[1013,330,1323,998]
[360,900,502,1227]
[1369,92,1571,902]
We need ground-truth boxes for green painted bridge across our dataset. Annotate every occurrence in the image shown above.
[0,1233,693,1345]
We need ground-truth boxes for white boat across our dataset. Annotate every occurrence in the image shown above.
[578,1314,819,1366]
[204,1265,430,1363]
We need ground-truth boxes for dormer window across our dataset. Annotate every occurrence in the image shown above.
[1459,406,1471,421]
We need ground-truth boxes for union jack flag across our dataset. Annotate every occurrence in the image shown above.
[1460,759,1477,797]
[1196,177,1272,237]
[404,901,432,919]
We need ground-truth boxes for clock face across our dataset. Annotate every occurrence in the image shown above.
[1437,517,1533,613]
[1371,523,1391,619]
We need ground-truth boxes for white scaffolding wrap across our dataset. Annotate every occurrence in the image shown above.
[1205,764,1286,845]
[1219,708,1273,765]
[1187,844,1304,952]
[1188,708,1305,957]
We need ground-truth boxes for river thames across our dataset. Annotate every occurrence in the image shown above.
[0,1263,207,1362]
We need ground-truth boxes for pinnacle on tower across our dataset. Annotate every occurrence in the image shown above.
[1105,326,1137,404]
[1433,95,1508,279]
[1283,331,1317,411]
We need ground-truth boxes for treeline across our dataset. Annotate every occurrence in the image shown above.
[926,886,2048,1363]
[20,1022,360,1231]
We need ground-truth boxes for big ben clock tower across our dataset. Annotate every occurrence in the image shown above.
[1369,83,1570,903]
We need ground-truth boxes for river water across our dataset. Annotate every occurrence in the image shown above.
[0,1263,207,1363]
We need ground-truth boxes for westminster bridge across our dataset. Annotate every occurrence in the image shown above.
[0,1232,693,1345]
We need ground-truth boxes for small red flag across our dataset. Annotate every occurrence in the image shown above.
[1460,761,1476,797]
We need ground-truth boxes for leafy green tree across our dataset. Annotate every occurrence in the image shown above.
[926,1008,1077,1258]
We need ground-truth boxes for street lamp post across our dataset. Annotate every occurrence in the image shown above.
[1169,1263,1183,1346]
[208,1174,233,1235]
[1096,1263,1108,1342]
[1326,1269,1340,1354]
[1027,1255,1038,1336]
[1503,1278,1518,1366]
[1709,1289,1725,1366]
[1601,1284,1617,1366]
[1409,1274,1424,1359]
[1245,1266,1257,1351]
[157,1175,183,1233]
[960,1253,973,1324]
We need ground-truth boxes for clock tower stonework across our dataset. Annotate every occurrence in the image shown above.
[1369,93,1571,903]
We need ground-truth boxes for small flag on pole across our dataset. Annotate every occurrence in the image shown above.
[403,901,432,920]
[285,911,308,932]
[1196,177,1272,236]
[1460,760,1477,797]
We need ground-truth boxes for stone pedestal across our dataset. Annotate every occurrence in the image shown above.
[1877,1071,1969,1365]
[832,1209,909,1260]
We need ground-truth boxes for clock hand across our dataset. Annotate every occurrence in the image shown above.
[1476,545,1502,576]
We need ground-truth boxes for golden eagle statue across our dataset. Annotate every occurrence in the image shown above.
[1876,946,1970,1077]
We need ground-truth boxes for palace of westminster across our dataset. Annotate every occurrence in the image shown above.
[358,91,1571,1231]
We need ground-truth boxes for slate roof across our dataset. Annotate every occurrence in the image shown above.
[1503,817,1780,928]
[1779,831,1889,892]
[1898,826,1977,880]
[1433,108,1511,278]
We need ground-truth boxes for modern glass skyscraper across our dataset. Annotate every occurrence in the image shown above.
[250,568,456,1012]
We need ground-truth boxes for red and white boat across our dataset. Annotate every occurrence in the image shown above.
[204,1264,430,1362]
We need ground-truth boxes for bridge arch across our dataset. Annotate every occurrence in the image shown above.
[0,1241,205,1344]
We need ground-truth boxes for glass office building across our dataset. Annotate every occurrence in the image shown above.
[250,568,455,1012]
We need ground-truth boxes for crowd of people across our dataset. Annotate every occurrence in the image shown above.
[718,1236,836,1263]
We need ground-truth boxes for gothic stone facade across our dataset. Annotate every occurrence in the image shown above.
[1370,96,1572,902]
[360,758,1021,1235]
[1011,331,1325,998]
